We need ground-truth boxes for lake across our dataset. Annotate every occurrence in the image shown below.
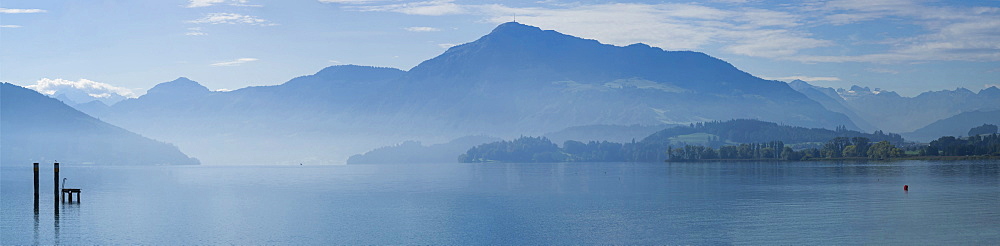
[2,160,999,244]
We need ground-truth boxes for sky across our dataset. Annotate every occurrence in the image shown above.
[2,0,999,97]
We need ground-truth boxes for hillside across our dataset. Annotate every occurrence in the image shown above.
[543,124,677,145]
[347,135,501,164]
[0,83,199,166]
[903,110,1000,142]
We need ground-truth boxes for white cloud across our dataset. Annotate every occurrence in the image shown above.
[790,0,1000,63]
[186,0,260,8]
[763,76,841,82]
[724,30,833,57]
[0,8,47,14]
[185,27,207,35]
[26,78,137,99]
[438,43,459,48]
[329,60,343,64]
[405,26,440,32]
[336,1,1000,65]
[187,0,225,8]
[331,1,1000,63]
[211,58,259,66]
[339,2,827,57]
[319,0,384,3]
[354,0,467,16]
[188,13,276,26]
[867,68,900,74]
[1,25,22,28]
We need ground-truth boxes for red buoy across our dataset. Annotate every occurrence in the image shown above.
[903,185,908,191]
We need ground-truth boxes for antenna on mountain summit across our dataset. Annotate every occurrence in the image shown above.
[513,13,517,23]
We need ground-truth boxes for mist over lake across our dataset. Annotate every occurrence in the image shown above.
[3,160,999,244]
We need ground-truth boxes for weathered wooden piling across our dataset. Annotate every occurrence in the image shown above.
[33,163,39,202]
[53,162,59,206]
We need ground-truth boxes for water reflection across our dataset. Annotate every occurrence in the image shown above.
[4,161,1000,244]
[927,160,1000,177]
[33,200,39,245]
[54,202,60,245]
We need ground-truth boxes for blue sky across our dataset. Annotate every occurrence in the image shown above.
[2,0,998,97]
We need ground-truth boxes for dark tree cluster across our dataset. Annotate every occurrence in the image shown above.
[562,140,626,162]
[968,124,999,136]
[819,137,872,158]
[678,141,786,160]
[458,136,566,163]
[922,134,1000,156]
[666,137,903,161]
[460,119,917,163]
[459,136,668,163]
[642,119,903,147]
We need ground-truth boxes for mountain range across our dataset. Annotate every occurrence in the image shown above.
[790,80,1000,134]
[64,22,861,164]
[19,22,998,164]
[0,82,199,166]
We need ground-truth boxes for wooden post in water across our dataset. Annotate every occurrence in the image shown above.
[53,162,59,205]
[33,163,39,202]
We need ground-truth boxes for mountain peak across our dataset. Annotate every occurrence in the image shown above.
[278,65,406,89]
[477,22,589,46]
[489,22,542,35]
[980,86,1000,96]
[788,79,811,87]
[145,77,210,97]
[313,65,404,78]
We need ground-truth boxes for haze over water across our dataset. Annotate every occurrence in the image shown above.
[3,160,998,244]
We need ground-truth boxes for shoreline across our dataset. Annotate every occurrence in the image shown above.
[665,155,1000,162]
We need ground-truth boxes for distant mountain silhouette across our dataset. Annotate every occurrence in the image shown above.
[347,135,501,164]
[49,85,128,106]
[788,80,877,132]
[790,81,1000,134]
[387,22,857,133]
[0,82,199,165]
[98,67,410,165]
[543,124,678,145]
[903,110,1000,142]
[837,85,999,133]
[95,22,860,164]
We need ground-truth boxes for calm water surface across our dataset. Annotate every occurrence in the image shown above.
[2,161,999,244]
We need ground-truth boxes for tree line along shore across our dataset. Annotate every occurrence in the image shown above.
[459,121,1000,163]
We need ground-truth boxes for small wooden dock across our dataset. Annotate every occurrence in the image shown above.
[61,188,81,203]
